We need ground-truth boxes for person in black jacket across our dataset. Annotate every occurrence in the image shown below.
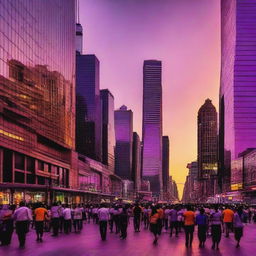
[133,203,142,232]
[119,205,129,239]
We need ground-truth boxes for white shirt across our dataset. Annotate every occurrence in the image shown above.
[13,206,32,221]
[73,208,83,220]
[63,208,72,220]
[98,208,109,221]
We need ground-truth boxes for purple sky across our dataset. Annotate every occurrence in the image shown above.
[80,0,220,197]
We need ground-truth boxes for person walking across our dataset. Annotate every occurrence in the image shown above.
[13,201,33,248]
[222,206,234,238]
[98,203,109,241]
[183,206,195,248]
[133,203,142,232]
[150,206,160,245]
[51,202,61,237]
[63,205,72,234]
[143,205,151,229]
[196,208,208,248]
[34,203,48,242]
[210,206,222,250]
[169,206,179,237]
[233,206,244,248]
[119,205,129,239]
[0,204,14,246]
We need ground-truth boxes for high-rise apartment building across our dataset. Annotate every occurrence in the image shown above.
[142,60,163,195]
[114,106,133,180]
[219,0,256,192]
[100,89,115,171]
[76,54,102,161]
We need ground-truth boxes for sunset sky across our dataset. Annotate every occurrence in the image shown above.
[80,0,221,198]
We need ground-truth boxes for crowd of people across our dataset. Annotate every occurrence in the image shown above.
[0,201,255,249]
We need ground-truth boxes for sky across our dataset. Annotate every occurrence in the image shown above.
[80,0,221,198]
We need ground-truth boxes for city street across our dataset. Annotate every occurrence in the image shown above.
[1,221,255,256]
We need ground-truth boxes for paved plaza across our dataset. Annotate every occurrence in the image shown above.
[0,221,256,256]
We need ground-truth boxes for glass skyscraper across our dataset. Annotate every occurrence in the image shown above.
[114,105,133,180]
[0,0,76,204]
[219,0,256,192]
[142,60,163,195]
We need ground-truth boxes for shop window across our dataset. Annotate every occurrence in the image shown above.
[3,149,13,182]
[27,157,35,173]
[15,153,25,170]
[27,174,35,184]
[38,160,44,171]
[38,176,45,185]
[15,171,25,183]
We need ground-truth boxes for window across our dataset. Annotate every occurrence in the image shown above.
[15,172,24,183]
[3,149,12,182]
[15,153,25,170]
[38,160,44,171]
[27,157,35,173]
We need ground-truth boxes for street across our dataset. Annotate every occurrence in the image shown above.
[0,221,255,256]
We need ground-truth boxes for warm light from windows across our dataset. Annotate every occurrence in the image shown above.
[0,129,24,141]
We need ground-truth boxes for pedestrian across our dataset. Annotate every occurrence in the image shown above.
[51,202,61,237]
[34,203,48,242]
[150,206,160,245]
[119,205,129,239]
[98,203,109,241]
[183,205,195,248]
[210,206,222,250]
[73,204,83,232]
[143,205,150,229]
[13,201,33,248]
[59,204,65,233]
[169,206,179,237]
[113,205,121,234]
[0,204,14,246]
[233,206,244,248]
[133,203,142,232]
[222,206,234,238]
[196,208,208,248]
[156,205,164,235]
[63,204,72,234]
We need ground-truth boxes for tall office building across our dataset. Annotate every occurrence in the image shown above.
[162,136,170,194]
[0,0,76,204]
[76,23,83,54]
[219,0,256,192]
[142,60,163,195]
[100,89,115,171]
[76,54,102,161]
[132,132,142,192]
[114,106,133,179]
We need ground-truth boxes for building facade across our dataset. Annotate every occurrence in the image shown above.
[142,60,163,195]
[219,0,256,192]
[114,106,133,180]
[0,0,77,204]
[162,136,170,195]
[76,54,102,161]
[132,132,142,193]
[100,89,115,172]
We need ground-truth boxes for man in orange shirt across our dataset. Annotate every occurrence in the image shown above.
[156,204,164,235]
[183,205,195,248]
[222,206,234,237]
[34,203,48,242]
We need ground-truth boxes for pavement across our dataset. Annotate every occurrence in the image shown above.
[0,221,255,256]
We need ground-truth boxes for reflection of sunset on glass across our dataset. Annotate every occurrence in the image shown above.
[80,0,220,196]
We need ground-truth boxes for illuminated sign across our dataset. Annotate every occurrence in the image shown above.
[0,129,24,141]
[231,183,243,191]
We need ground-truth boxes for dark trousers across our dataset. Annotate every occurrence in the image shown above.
[170,221,178,236]
[52,218,59,236]
[73,219,82,232]
[64,219,71,234]
[16,221,29,247]
[157,219,163,235]
[59,217,64,232]
[198,224,207,243]
[35,221,44,238]
[164,219,169,230]
[184,225,194,246]
[120,223,128,238]
[134,216,141,231]
[113,216,120,233]
[99,221,107,240]
[109,219,114,232]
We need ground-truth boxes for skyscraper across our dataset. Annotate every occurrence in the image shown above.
[114,106,133,179]
[219,0,256,192]
[142,60,163,195]
[132,132,142,192]
[162,136,170,194]
[76,54,102,161]
[0,0,76,202]
[76,23,83,54]
[100,89,115,171]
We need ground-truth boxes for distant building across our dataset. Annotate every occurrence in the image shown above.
[114,106,133,180]
[162,136,170,194]
[76,54,102,161]
[219,0,256,192]
[76,23,83,54]
[142,60,163,196]
[100,89,115,172]
[132,132,142,192]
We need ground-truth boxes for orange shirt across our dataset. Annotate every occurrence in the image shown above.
[223,209,234,223]
[183,211,195,226]
[150,213,159,224]
[34,207,48,221]
[157,208,164,219]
